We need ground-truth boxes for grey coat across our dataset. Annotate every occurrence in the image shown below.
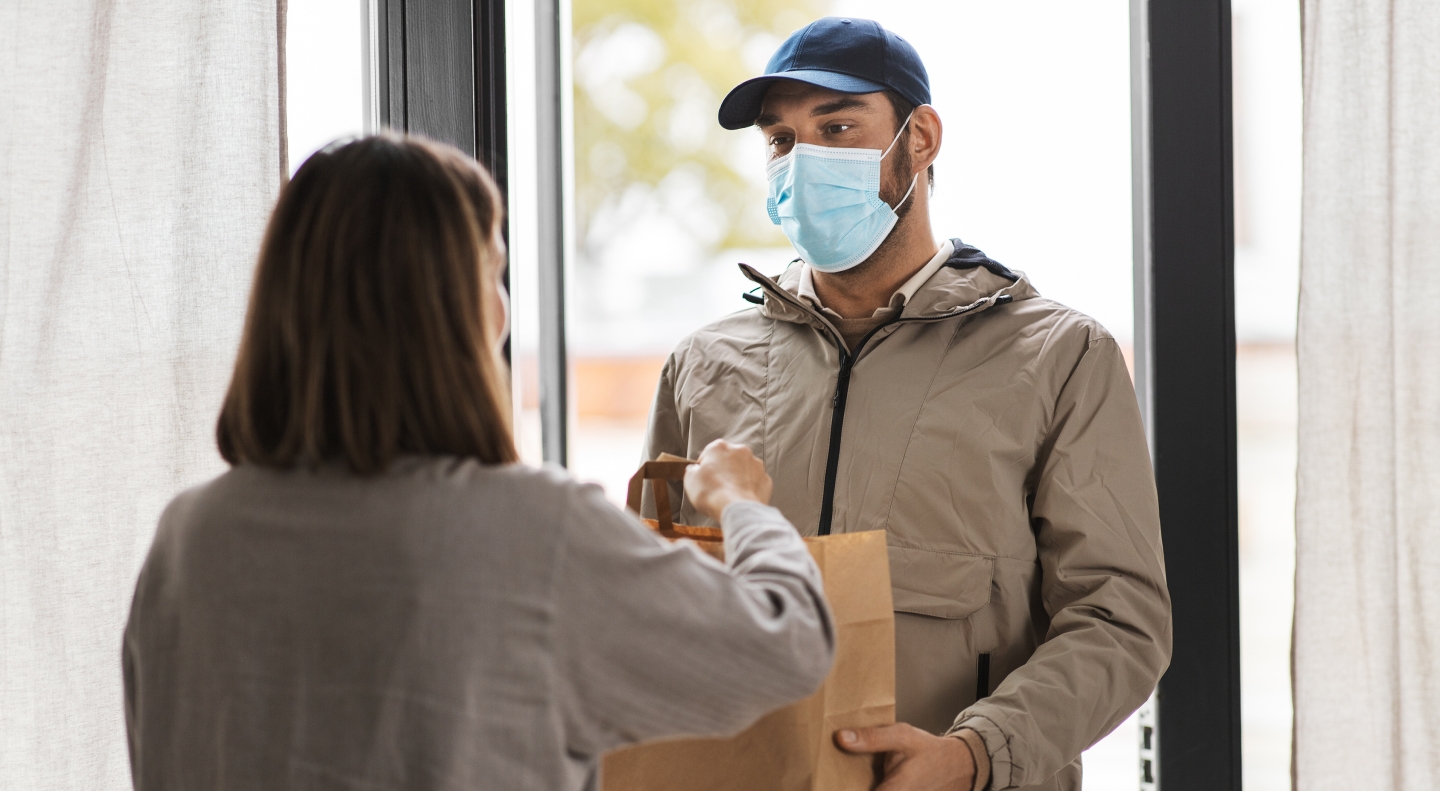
[123,458,833,790]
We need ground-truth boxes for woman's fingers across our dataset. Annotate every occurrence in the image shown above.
[684,440,773,520]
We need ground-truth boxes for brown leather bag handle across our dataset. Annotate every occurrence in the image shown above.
[626,455,695,532]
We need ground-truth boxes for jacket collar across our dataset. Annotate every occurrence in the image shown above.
[796,240,955,316]
[740,238,1039,329]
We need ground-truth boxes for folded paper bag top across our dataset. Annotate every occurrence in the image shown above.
[625,455,725,559]
[605,459,896,791]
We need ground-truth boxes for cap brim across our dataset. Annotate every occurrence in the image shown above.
[717,70,891,130]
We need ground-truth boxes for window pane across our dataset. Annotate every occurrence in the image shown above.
[285,0,367,173]
[1232,0,1302,788]
[564,4,1139,788]
[830,0,1135,347]
[565,0,1135,497]
[565,0,826,497]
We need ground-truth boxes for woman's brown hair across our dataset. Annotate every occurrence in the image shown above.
[217,134,517,472]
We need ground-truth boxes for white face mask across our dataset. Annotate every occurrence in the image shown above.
[765,112,917,272]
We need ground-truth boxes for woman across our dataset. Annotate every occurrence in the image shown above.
[122,135,833,790]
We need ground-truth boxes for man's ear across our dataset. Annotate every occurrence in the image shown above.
[909,105,943,175]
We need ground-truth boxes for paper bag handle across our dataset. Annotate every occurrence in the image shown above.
[626,454,696,532]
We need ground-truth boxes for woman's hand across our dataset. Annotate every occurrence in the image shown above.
[684,440,773,522]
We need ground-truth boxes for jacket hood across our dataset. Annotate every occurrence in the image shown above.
[739,239,1040,330]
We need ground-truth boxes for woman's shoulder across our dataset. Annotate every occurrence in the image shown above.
[354,458,624,531]
[154,470,234,533]
[157,458,618,540]
[395,457,603,505]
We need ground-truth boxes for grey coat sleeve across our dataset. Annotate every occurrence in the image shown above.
[550,483,834,760]
[950,337,1172,789]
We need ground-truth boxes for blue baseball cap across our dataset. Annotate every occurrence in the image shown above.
[718,17,931,130]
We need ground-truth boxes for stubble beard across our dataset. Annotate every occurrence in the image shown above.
[884,138,916,220]
[828,137,919,283]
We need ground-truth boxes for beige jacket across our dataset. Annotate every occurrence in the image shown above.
[642,240,1172,791]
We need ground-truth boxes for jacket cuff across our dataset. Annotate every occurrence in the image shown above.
[952,728,991,791]
[947,715,1013,790]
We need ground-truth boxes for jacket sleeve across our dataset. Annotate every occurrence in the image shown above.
[639,351,689,522]
[551,483,834,760]
[948,336,1172,790]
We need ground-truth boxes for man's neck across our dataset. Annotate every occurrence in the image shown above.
[811,203,938,319]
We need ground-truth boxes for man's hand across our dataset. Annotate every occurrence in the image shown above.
[683,440,773,521]
[835,723,979,791]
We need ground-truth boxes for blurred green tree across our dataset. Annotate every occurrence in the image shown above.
[572,0,830,259]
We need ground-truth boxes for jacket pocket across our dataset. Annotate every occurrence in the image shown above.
[887,545,995,619]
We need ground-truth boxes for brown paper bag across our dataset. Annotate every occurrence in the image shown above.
[603,460,896,791]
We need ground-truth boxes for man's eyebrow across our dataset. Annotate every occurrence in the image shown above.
[811,97,870,116]
[754,97,871,128]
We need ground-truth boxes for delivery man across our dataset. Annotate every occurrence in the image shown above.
[641,17,1172,791]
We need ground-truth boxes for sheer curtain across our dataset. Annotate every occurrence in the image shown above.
[0,2,283,788]
[1295,1,1440,789]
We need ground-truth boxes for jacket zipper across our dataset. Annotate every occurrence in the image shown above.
[817,320,896,535]
[745,273,1012,537]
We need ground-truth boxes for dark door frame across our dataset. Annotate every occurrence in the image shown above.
[378,0,1242,786]
[372,0,507,186]
[374,0,568,465]
[1133,0,1242,789]
[371,0,523,379]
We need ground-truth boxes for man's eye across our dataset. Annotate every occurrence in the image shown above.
[770,136,792,147]
[826,124,852,134]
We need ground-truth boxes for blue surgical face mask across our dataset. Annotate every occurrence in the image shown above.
[766,113,918,273]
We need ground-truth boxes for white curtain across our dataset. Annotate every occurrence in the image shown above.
[1295,1,1440,789]
[0,2,283,788]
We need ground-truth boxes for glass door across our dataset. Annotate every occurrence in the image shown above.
[560,2,1141,786]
